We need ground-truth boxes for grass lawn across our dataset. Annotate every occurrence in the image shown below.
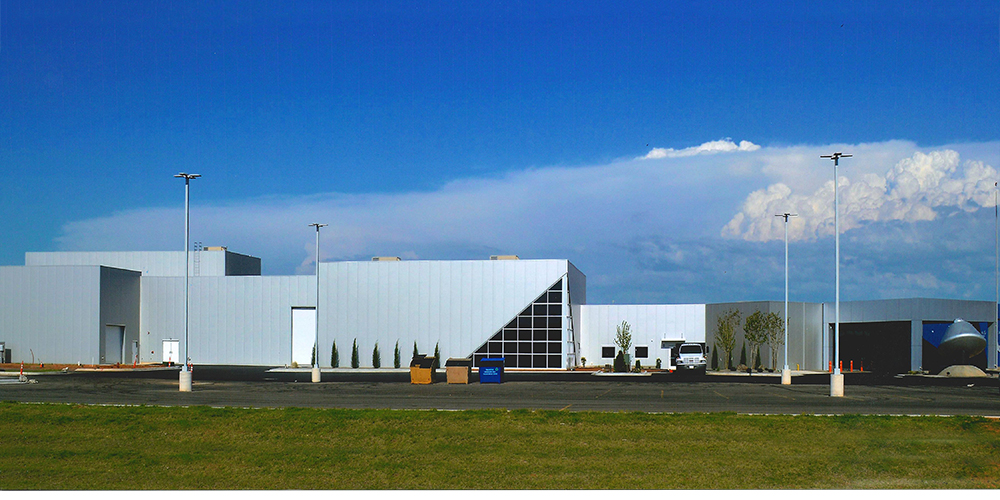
[1,402,998,489]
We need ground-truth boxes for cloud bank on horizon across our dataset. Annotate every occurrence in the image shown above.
[55,139,1000,304]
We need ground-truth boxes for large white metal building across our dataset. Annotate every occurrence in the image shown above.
[1,248,997,373]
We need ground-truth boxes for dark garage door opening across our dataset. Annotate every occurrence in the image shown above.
[832,321,910,375]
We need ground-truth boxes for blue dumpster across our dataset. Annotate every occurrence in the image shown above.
[479,357,505,383]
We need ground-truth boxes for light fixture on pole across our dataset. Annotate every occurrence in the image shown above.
[820,152,850,397]
[308,223,327,384]
[775,212,797,385]
[174,173,201,392]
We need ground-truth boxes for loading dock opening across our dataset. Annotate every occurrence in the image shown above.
[835,321,910,374]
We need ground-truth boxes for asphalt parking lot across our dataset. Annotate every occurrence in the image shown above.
[2,366,998,416]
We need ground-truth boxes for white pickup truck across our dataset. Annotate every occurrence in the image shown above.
[674,343,707,376]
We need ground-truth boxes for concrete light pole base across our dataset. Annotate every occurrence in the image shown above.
[179,370,192,392]
[311,366,321,383]
[781,368,791,385]
[830,373,844,397]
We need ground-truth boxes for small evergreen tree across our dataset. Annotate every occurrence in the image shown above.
[634,359,642,372]
[754,345,763,372]
[613,351,627,372]
[351,339,360,368]
[413,341,419,358]
[433,342,441,369]
[711,344,719,370]
[372,342,381,368]
[331,341,339,368]
[311,345,316,366]
[394,340,401,368]
[739,341,747,367]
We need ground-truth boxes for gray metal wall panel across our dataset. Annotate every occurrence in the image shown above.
[24,250,254,277]
[0,266,101,364]
[706,301,823,371]
[141,275,314,366]
[99,267,141,364]
[318,259,569,367]
[224,251,262,276]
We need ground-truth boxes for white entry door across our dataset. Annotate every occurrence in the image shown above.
[292,307,317,366]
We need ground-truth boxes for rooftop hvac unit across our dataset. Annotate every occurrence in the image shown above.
[490,255,519,260]
[372,256,401,261]
[204,246,227,251]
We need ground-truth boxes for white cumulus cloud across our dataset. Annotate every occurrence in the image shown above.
[639,139,760,159]
[724,150,999,242]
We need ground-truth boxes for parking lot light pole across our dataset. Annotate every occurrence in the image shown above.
[309,223,327,383]
[820,152,850,397]
[776,212,797,385]
[175,173,200,392]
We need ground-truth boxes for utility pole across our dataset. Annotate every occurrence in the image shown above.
[309,223,327,383]
[776,212,797,385]
[820,152,850,397]
[175,173,200,392]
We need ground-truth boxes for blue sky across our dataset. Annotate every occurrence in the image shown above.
[2,1,999,305]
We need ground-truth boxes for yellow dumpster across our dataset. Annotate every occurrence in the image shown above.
[409,355,436,384]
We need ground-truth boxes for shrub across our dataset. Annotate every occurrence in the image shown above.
[711,345,719,370]
[331,341,339,368]
[351,339,359,368]
[739,342,747,367]
[433,342,441,369]
[581,357,587,367]
[311,345,316,366]
[634,359,642,372]
[394,340,400,369]
[372,342,381,368]
[754,346,763,372]
[413,341,419,358]
[655,358,661,369]
[613,351,627,372]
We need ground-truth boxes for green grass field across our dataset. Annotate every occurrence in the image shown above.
[1,402,997,489]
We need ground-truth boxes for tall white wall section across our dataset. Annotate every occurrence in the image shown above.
[0,266,103,365]
[578,304,705,366]
[140,275,314,365]
[318,259,571,367]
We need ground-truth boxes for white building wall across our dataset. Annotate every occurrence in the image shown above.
[0,266,103,365]
[578,304,706,367]
[140,275,314,365]
[25,250,257,277]
[319,259,571,367]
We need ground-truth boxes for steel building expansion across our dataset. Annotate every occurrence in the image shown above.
[1,248,997,373]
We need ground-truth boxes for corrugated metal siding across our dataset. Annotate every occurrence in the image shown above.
[224,251,262,276]
[99,267,141,364]
[140,275,314,365]
[0,266,102,364]
[318,259,569,367]
[25,251,234,277]
[579,304,706,365]
[705,302,824,371]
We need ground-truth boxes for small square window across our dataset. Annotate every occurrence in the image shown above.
[602,346,615,358]
[635,346,649,359]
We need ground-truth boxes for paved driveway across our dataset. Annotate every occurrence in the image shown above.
[2,369,998,416]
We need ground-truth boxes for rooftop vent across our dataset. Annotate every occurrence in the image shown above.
[372,256,401,261]
[490,255,519,260]
[204,246,228,251]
